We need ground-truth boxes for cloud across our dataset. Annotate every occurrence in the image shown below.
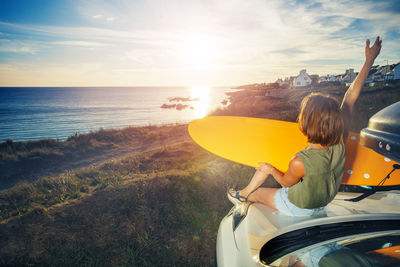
[0,0,399,86]
[0,21,177,47]
[0,39,39,53]
[51,40,107,47]
[271,48,308,56]
[91,14,115,22]
[245,0,400,74]
[0,63,16,71]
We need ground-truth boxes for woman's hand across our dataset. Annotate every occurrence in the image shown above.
[365,36,382,64]
[256,163,274,175]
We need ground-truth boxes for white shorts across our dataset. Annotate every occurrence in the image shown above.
[273,187,323,216]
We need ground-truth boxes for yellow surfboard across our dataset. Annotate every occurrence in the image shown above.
[188,116,400,186]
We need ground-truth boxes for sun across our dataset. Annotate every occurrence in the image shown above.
[182,35,217,68]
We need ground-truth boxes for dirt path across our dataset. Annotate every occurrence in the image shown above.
[60,131,191,170]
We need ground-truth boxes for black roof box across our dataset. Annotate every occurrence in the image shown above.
[360,101,400,162]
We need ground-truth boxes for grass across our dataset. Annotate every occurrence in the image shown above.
[0,141,254,266]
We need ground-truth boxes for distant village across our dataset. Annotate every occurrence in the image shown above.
[238,61,400,90]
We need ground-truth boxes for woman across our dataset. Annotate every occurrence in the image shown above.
[228,36,382,216]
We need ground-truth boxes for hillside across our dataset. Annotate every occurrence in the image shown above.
[1,83,399,265]
[1,141,253,265]
[212,82,400,132]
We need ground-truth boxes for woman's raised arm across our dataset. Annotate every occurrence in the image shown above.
[341,36,382,140]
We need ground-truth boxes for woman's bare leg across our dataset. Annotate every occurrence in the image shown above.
[248,187,279,210]
[238,169,270,198]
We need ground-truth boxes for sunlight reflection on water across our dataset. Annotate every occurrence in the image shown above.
[189,86,210,119]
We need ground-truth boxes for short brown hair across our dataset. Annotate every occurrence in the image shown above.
[298,93,344,146]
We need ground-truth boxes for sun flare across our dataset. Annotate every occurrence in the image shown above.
[182,35,217,68]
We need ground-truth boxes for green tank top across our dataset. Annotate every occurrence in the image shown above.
[287,143,345,209]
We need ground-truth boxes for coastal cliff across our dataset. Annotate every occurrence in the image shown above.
[1,82,399,265]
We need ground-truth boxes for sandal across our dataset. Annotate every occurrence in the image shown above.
[227,189,248,205]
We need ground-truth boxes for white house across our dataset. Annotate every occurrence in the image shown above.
[342,69,357,84]
[329,75,338,82]
[319,75,333,83]
[394,63,400,80]
[294,69,312,87]
[364,63,400,82]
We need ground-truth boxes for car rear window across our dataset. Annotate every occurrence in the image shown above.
[334,234,400,266]
[259,219,400,265]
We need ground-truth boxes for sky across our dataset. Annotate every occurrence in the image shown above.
[0,0,399,87]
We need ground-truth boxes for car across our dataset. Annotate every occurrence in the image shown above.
[216,101,400,267]
[217,190,400,266]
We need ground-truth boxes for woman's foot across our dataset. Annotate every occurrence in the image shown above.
[227,189,248,205]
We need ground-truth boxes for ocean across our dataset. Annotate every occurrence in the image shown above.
[0,86,235,142]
